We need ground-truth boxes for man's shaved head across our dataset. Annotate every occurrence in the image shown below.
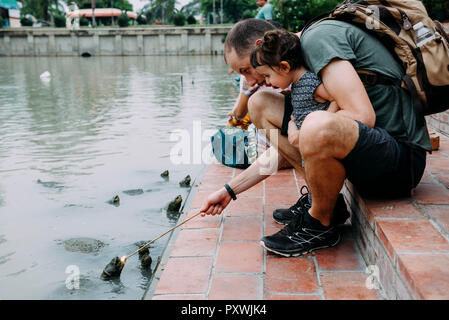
[224,18,276,60]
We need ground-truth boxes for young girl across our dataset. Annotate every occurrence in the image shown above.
[250,29,339,132]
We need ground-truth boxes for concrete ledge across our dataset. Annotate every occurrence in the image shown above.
[0,26,232,56]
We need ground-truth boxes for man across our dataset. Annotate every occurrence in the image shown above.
[200,18,430,257]
[255,0,273,21]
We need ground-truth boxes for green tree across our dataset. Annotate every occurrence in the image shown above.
[141,0,177,24]
[181,0,201,16]
[271,0,448,32]
[187,14,197,24]
[20,0,59,21]
[73,0,133,11]
[117,12,130,26]
[200,0,257,23]
[54,14,66,27]
[173,12,186,26]
[136,14,147,24]
[20,16,34,26]
[421,0,449,20]
[272,0,340,31]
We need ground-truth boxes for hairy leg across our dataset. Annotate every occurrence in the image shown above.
[299,111,359,226]
[248,91,304,176]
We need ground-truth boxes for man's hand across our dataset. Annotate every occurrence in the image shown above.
[200,187,232,217]
[227,110,235,122]
[287,115,300,148]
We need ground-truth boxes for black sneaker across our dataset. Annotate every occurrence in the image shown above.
[261,207,341,257]
[272,186,350,226]
[272,185,310,225]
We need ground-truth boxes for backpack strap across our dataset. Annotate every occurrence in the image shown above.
[356,69,425,128]
[402,74,425,128]
[356,69,401,87]
[301,12,334,34]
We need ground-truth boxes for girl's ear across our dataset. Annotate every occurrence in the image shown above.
[255,39,262,46]
[279,61,291,73]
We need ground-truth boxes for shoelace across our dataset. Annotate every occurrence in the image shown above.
[288,185,310,212]
[279,204,309,236]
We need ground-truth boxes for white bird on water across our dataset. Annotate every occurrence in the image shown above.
[40,71,51,80]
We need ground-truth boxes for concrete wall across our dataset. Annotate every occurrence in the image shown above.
[0,26,232,56]
[427,111,449,138]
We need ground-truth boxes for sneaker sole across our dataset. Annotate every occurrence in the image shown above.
[259,232,342,257]
[273,218,289,225]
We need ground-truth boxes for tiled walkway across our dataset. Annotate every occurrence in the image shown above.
[148,133,449,300]
[150,165,381,300]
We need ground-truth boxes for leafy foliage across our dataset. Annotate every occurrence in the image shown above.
[242,9,256,20]
[20,17,34,26]
[117,12,130,27]
[187,14,197,24]
[54,14,66,27]
[181,0,201,16]
[20,0,57,21]
[271,0,340,32]
[173,12,186,26]
[136,14,147,25]
[421,0,449,20]
[200,0,257,23]
[0,16,5,28]
[73,0,133,11]
[80,17,90,26]
[270,0,448,32]
[141,0,177,24]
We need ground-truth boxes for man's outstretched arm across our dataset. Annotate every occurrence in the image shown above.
[200,146,284,216]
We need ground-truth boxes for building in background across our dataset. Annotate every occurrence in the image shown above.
[0,0,20,27]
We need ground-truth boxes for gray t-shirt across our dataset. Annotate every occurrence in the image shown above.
[291,71,330,129]
[300,20,431,152]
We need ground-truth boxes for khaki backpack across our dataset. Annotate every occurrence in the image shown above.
[302,0,449,119]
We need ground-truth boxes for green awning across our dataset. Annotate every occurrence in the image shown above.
[0,0,19,10]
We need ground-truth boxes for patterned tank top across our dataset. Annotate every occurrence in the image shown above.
[291,71,330,129]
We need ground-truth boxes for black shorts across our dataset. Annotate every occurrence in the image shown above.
[342,121,426,198]
[281,94,293,136]
[280,97,426,198]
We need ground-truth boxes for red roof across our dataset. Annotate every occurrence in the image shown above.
[66,8,138,19]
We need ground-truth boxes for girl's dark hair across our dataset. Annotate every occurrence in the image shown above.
[250,29,304,71]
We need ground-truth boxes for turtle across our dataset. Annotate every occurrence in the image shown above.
[140,253,152,268]
[63,238,105,254]
[37,179,64,189]
[101,257,125,280]
[179,175,191,188]
[137,243,150,258]
[167,195,182,213]
[122,189,144,196]
[160,170,169,179]
[106,195,120,207]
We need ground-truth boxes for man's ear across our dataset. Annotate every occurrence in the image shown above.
[255,39,262,46]
[279,61,291,73]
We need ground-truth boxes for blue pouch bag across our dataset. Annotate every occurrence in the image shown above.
[210,127,257,169]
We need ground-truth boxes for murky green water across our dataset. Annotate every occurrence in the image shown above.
[0,56,237,299]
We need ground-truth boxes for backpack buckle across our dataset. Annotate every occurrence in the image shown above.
[348,3,356,12]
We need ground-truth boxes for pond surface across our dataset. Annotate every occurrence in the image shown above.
[0,56,237,299]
